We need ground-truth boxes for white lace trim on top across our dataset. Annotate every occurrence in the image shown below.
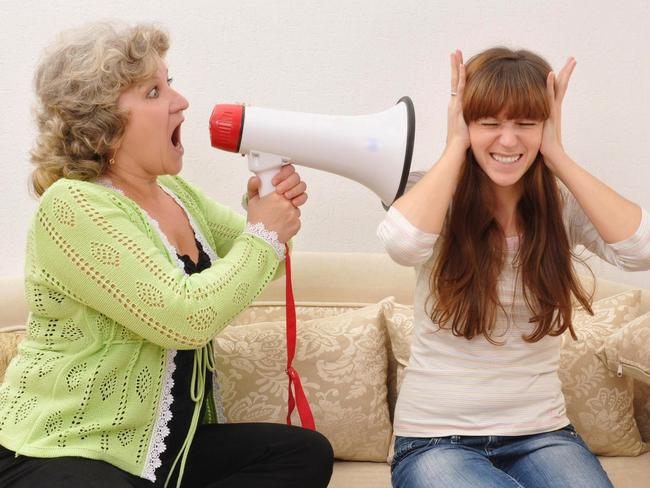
[212,372,227,423]
[95,179,181,481]
[95,178,226,478]
[142,349,177,482]
[159,186,219,265]
[147,216,188,271]
[159,187,228,423]
[244,222,286,260]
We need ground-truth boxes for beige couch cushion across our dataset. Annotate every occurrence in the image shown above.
[330,461,392,488]
[635,381,650,442]
[597,310,650,385]
[560,290,648,456]
[327,454,650,488]
[599,453,650,488]
[381,300,413,463]
[383,290,648,458]
[0,331,25,382]
[213,301,393,462]
[382,301,413,418]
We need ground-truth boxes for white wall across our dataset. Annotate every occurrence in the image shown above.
[1,0,648,288]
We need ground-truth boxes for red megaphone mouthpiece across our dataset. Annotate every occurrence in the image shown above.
[209,104,245,153]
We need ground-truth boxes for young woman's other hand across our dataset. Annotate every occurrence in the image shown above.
[540,57,577,169]
[446,49,470,152]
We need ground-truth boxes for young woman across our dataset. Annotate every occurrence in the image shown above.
[0,22,333,488]
[378,47,650,488]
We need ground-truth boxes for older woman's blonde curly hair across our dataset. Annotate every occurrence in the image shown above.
[31,22,169,195]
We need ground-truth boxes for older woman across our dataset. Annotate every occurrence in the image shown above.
[0,22,333,488]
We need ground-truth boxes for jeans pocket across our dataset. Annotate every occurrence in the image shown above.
[392,437,433,468]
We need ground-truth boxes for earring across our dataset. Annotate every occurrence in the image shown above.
[109,157,115,165]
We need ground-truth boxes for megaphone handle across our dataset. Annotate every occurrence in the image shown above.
[248,152,286,197]
[255,168,279,197]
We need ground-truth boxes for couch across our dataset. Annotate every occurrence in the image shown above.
[1,251,649,487]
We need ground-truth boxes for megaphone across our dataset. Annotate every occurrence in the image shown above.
[209,97,415,208]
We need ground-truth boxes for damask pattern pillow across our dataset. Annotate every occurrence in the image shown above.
[634,381,650,442]
[559,290,648,456]
[381,300,414,418]
[381,300,414,464]
[0,331,25,382]
[213,300,393,462]
[596,310,650,385]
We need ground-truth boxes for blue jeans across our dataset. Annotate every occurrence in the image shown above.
[391,425,613,488]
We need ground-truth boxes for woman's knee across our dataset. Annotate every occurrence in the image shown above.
[506,427,614,488]
[291,428,334,485]
[391,444,447,488]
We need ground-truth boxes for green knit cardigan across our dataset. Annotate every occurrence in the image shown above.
[0,175,284,482]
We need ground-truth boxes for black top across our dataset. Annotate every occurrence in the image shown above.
[155,238,213,485]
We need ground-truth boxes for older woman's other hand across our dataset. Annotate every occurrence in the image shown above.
[246,164,308,208]
[246,164,307,207]
[273,164,308,207]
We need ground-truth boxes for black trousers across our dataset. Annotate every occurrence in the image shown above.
[0,423,334,488]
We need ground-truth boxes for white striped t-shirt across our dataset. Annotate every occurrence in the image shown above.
[377,179,650,437]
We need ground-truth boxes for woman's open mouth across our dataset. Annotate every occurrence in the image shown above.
[491,153,522,165]
[171,122,183,154]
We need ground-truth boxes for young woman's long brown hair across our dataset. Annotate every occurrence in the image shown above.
[429,47,593,343]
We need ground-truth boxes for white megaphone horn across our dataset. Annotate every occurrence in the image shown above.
[209,97,415,208]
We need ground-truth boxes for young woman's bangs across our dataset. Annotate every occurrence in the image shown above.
[464,62,550,122]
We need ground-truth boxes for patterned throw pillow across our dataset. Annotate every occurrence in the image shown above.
[213,300,393,462]
[0,331,25,382]
[595,307,650,444]
[384,290,649,458]
[596,310,650,385]
[559,290,648,456]
[635,381,650,442]
[381,300,415,463]
[381,300,414,419]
